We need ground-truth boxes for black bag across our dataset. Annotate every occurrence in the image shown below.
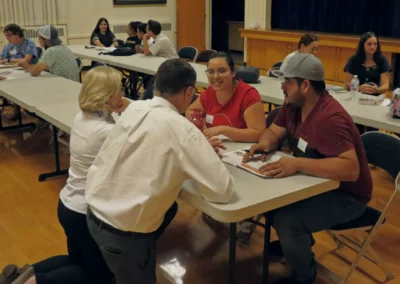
[99,47,135,56]
[235,66,260,83]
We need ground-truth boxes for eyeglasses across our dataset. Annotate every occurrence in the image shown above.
[205,68,229,77]
[188,85,198,95]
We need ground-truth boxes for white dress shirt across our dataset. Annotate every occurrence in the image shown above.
[149,33,179,59]
[60,112,114,214]
[86,96,234,233]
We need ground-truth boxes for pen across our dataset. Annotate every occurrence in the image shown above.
[244,149,268,155]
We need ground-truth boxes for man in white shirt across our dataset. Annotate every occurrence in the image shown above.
[143,20,179,59]
[86,59,234,284]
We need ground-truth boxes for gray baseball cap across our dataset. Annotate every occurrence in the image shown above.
[38,25,62,45]
[274,53,324,81]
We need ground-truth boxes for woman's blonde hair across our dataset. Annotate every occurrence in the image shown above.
[79,66,122,113]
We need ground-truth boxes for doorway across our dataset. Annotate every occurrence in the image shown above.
[210,0,245,65]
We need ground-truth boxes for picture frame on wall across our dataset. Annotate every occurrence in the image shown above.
[114,0,167,4]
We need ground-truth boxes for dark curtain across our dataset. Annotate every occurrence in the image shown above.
[271,0,398,38]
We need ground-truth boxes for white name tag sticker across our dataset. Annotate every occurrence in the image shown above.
[206,114,214,124]
[9,49,17,55]
[298,138,308,153]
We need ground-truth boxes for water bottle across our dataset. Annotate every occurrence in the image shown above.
[349,75,359,100]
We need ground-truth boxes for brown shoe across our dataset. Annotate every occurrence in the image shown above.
[10,265,34,284]
[0,264,19,284]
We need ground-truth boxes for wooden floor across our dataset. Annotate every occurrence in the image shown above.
[0,111,400,284]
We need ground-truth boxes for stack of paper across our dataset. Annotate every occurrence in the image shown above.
[358,94,385,106]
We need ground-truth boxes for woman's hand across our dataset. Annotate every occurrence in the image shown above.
[204,126,227,138]
[359,83,378,94]
[113,98,131,114]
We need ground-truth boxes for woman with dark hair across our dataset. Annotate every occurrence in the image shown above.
[186,51,265,142]
[125,21,141,49]
[90,18,118,47]
[279,33,319,72]
[344,31,391,95]
[0,23,38,64]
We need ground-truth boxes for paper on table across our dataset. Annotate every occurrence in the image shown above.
[216,134,230,141]
[0,70,17,80]
[0,64,17,69]
[358,94,385,106]
[244,154,281,169]
[326,84,345,91]
[222,148,256,167]
[381,98,391,107]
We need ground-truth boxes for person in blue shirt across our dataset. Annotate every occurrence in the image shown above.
[0,24,38,64]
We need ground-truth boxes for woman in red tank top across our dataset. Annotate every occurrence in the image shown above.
[186,52,265,142]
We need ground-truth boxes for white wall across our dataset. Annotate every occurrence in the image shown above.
[243,0,271,62]
[66,0,177,46]
[245,0,268,30]
[0,0,176,50]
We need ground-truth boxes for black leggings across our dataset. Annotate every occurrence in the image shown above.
[33,200,113,284]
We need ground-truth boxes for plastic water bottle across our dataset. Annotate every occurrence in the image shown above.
[349,75,359,100]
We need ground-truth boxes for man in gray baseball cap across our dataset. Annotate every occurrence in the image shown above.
[18,25,80,82]
[38,25,62,46]
[244,53,372,283]
[273,53,326,107]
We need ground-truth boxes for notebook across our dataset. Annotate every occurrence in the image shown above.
[222,148,292,178]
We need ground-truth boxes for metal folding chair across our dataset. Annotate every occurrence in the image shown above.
[326,132,400,283]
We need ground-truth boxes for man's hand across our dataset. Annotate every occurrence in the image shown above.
[143,34,148,40]
[258,157,299,178]
[242,142,269,162]
[208,137,226,158]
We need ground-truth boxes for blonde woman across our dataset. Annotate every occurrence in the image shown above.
[1,66,128,284]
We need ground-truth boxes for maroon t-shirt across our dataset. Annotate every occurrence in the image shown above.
[274,91,372,203]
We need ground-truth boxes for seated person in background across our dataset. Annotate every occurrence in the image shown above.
[125,21,141,49]
[1,66,127,284]
[344,31,390,96]
[19,25,80,82]
[143,20,179,59]
[90,18,119,47]
[279,33,319,72]
[86,59,233,284]
[135,23,154,54]
[244,53,372,284]
[0,23,38,64]
[186,52,265,142]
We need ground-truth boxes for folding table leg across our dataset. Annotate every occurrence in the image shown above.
[262,214,272,284]
[130,71,139,100]
[228,223,237,284]
[38,126,68,181]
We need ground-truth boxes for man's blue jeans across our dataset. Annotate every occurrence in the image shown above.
[270,190,367,282]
